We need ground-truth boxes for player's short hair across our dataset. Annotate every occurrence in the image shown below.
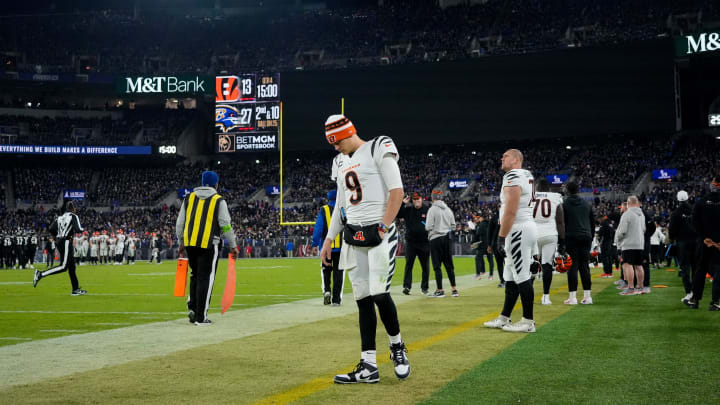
[566,181,579,195]
[627,195,640,205]
[507,149,523,164]
[537,178,550,192]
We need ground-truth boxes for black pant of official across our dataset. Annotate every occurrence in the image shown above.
[677,239,697,294]
[403,241,430,292]
[475,246,494,276]
[322,250,344,304]
[691,245,720,304]
[186,245,220,323]
[430,235,455,290]
[642,241,651,287]
[566,237,592,293]
[40,239,79,291]
[601,243,613,275]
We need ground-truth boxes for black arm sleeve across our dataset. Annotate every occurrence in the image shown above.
[48,219,58,237]
[72,214,83,233]
[589,204,595,240]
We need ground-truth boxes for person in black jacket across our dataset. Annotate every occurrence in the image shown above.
[597,216,615,277]
[487,211,505,288]
[562,182,595,305]
[669,190,697,303]
[397,193,431,295]
[685,172,720,310]
[471,212,493,279]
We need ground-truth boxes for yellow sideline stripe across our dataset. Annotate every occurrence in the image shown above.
[252,274,608,405]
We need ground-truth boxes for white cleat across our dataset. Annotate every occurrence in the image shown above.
[541,295,552,305]
[502,317,536,333]
[483,315,511,329]
[581,297,593,305]
[564,297,578,305]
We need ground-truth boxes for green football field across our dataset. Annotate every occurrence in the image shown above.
[0,257,718,404]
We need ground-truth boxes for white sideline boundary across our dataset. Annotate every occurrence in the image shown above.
[0,274,482,390]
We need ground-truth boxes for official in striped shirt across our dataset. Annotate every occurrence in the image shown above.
[33,200,86,295]
[176,171,239,325]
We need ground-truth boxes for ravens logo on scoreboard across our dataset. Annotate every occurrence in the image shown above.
[215,105,243,133]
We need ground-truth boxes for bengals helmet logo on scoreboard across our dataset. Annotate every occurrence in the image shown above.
[216,76,240,102]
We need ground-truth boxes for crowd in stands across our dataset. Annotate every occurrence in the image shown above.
[3,132,719,257]
[0,109,198,147]
[1,0,718,75]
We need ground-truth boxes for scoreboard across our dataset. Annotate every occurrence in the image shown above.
[215,73,280,152]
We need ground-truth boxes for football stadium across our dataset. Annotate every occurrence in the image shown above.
[1,1,720,403]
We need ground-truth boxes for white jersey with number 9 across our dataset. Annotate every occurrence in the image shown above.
[333,136,400,225]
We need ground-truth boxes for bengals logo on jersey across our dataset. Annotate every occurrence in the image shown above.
[216,76,240,102]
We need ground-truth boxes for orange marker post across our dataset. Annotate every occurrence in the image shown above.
[221,254,237,314]
[174,258,189,297]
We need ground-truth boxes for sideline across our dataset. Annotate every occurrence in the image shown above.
[252,272,610,405]
[0,274,483,389]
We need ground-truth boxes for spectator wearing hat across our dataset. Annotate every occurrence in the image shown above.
[670,190,697,303]
[176,170,239,325]
[397,192,431,295]
[312,189,345,306]
[470,212,493,280]
[425,190,458,298]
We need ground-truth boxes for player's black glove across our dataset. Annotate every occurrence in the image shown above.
[557,239,566,255]
[496,236,506,257]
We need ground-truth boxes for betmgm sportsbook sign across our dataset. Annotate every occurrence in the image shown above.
[116,75,213,95]
[675,32,720,56]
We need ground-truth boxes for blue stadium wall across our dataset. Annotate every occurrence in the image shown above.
[281,39,675,151]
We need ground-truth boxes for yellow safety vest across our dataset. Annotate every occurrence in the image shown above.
[323,205,341,249]
[183,192,223,249]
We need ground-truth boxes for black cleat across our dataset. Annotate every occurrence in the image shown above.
[323,292,331,305]
[33,270,41,288]
[194,319,212,326]
[402,288,410,295]
[71,289,87,296]
[390,342,411,379]
[709,302,720,312]
[188,310,196,324]
[684,300,699,309]
[333,361,379,384]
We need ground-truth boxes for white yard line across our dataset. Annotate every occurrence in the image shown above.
[0,274,481,390]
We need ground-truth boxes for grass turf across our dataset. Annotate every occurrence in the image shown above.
[420,266,720,405]
[0,257,480,345]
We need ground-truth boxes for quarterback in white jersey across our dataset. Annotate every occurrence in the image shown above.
[532,178,565,305]
[484,149,538,333]
[319,115,409,385]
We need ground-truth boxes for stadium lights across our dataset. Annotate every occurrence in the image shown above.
[716,136,720,140]
[217,161,221,165]
[566,145,572,149]
[256,160,260,164]
[296,158,300,162]
[472,151,476,155]
[428,153,433,157]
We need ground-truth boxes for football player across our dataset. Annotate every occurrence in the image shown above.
[532,178,565,305]
[99,230,109,264]
[320,115,410,384]
[114,229,126,265]
[484,149,538,333]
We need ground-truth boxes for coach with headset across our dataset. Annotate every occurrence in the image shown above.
[176,171,239,325]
